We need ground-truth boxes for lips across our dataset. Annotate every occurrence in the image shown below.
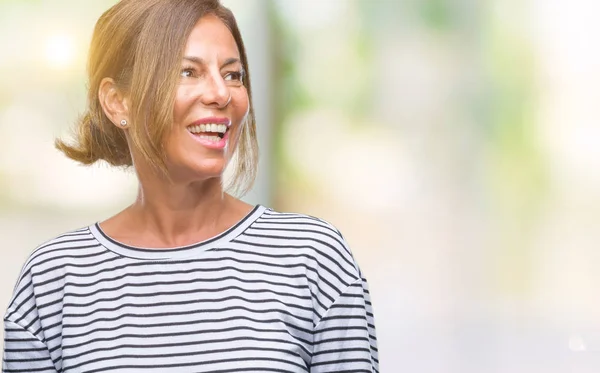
[189,116,231,126]
[186,117,232,149]
[187,117,230,137]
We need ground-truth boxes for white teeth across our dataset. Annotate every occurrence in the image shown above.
[187,123,228,134]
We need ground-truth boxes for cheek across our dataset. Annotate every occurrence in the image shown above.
[173,87,193,123]
[232,88,250,120]
[227,92,249,154]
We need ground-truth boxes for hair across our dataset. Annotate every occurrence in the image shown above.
[55,0,258,196]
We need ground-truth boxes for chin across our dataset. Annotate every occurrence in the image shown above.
[180,158,229,182]
[165,149,233,183]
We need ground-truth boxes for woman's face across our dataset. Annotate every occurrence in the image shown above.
[164,14,249,183]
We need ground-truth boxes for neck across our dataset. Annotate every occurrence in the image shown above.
[123,172,240,247]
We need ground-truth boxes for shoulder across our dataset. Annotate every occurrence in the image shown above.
[12,226,103,289]
[5,226,103,321]
[250,208,366,320]
[248,208,361,280]
[21,226,100,269]
[256,208,345,235]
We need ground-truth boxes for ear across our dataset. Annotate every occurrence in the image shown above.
[98,77,130,128]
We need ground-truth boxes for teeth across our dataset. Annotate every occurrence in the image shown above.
[187,123,228,134]
[196,134,219,142]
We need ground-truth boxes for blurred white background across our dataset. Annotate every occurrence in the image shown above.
[2,0,600,372]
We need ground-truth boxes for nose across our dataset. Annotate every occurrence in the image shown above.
[199,73,231,109]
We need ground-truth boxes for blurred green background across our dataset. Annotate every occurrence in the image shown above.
[2,0,600,372]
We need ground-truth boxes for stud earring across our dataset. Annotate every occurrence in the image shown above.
[120,119,128,127]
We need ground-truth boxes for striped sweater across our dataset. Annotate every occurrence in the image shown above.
[3,206,379,372]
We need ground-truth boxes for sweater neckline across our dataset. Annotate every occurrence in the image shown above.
[88,205,267,260]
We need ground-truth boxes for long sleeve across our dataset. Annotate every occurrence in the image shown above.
[310,277,379,373]
[3,319,58,373]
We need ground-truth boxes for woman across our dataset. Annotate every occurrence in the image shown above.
[2,0,378,372]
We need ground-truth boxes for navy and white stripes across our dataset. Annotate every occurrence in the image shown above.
[3,206,378,372]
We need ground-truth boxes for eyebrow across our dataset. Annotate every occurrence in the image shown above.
[183,56,241,69]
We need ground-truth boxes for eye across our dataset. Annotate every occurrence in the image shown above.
[224,71,245,83]
[180,67,197,78]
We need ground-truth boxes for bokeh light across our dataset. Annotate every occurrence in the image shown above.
[45,34,76,69]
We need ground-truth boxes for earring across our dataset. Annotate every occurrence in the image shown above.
[120,119,128,127]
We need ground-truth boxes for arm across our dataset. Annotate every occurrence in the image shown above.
[3,319,58,373]
[310,277,379,373]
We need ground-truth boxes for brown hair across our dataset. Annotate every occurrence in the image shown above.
[56,0,258,196]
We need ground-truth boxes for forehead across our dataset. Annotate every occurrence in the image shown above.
[184,14,240,60]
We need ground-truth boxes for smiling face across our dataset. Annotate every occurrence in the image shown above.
[164,14,249,183]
